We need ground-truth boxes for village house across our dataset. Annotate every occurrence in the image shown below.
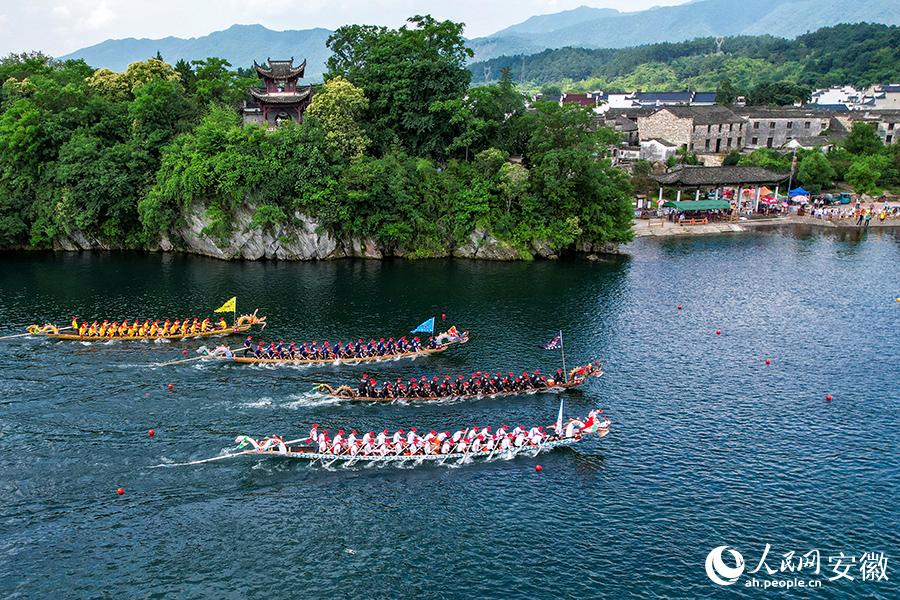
[732,107,833,150]
[640,138,678,163]
[637,105,746,157]
[847,110,900,145]
[864,84,900,110]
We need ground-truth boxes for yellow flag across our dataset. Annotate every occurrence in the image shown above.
[215,297,236,313]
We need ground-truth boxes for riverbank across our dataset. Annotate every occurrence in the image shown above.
[632,213,900,237]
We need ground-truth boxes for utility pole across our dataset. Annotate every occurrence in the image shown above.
[786,147,798,193]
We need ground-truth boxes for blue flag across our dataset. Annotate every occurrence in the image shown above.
[411,317,435,334]
[539,331,563,350]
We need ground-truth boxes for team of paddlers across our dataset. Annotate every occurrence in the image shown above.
[241,332,465,361]
[68,317,231,338]
[339,361,602,399]
[238,409,608,457]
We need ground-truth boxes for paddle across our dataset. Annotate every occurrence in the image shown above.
[152,345,243,367]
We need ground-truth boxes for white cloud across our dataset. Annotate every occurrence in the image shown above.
[51,6,72,20]
[77,0,116,30]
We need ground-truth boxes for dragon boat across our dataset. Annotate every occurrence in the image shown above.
[173,408,610,469]
[316,361,603,403]
[205,326,468,366]
[26,311,266,341]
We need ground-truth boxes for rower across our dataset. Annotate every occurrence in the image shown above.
[358,374,369,396]
[243,336,253,356]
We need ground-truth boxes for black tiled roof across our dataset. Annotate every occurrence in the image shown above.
[652,106,744,125]
[651,165,790,186]
[254,58,307,80]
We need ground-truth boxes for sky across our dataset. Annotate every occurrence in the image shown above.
[0,0,692,58]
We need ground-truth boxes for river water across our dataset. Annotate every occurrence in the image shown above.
[0,225,897,599]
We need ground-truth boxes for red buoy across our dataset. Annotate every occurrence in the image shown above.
[442,313,446,320]
[716,330,721,335]
[117,488,124,495]
[535,465,542,471]
[148,429,155,437]
[167,384,173,389]
[182,350,188,354]
[678,306,682,310]
[145,393,150,396]
[765,359,771,365]
[826,395,832,401]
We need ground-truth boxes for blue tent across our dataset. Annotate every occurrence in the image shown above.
[788,187,809,197]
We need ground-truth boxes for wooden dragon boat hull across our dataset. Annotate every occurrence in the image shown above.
[248,436,595,464]
[212,335,467,366]
[215,347,444,365]
[45,324,254,341]
[164,409,611,470]
[179,430,609,468]
[27,314,265,341]
[319,367,603,403]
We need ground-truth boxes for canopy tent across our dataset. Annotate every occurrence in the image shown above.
[662,200,732,211]
[788,187,809,197]
[759,186,773,196]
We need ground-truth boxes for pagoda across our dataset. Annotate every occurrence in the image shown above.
[243,57,313,128]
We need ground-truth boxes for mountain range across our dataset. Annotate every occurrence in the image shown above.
[59,0,900,79]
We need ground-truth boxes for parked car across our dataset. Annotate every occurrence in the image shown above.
[837,193,854,204]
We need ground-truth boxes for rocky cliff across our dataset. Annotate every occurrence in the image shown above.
[52,204,618,260]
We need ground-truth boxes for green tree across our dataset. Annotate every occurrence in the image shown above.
[431,80,526,160]
[746,81,811,106]
[843,122,883,156]
[306,76,370,158]
[519,101,633,246]
[796,152,836,194]
[715,77,738,105]
[191,57,253,105]
[325,15,473,158]
[846,160,880,196]
[722,149,741,166]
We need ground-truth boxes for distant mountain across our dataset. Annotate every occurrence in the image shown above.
[58,0,900,79]
[468,0,900,62]
[491,5,623,36]
[59,24,334,82]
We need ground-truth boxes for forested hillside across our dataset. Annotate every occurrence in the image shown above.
[470,23,900,93]
[467,0,900,62]
[0,17,634,259]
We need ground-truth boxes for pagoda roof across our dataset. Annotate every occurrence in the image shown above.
[254,58,306,80]
[650,165,789,187]
[249,87,312,104]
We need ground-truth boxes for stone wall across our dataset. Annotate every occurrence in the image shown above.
[744,116,830,149]
[637,111,692,148]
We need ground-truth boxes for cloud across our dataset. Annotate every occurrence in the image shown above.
[77,0,116,30]
[51,6,72,19]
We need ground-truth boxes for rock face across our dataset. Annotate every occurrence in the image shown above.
[51,204,619,260]
[52,227,110,251]
[173,208,344,260]
[452,227,522,260]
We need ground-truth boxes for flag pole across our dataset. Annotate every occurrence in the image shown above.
[559,330,567,380]
[233,298,237,328]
